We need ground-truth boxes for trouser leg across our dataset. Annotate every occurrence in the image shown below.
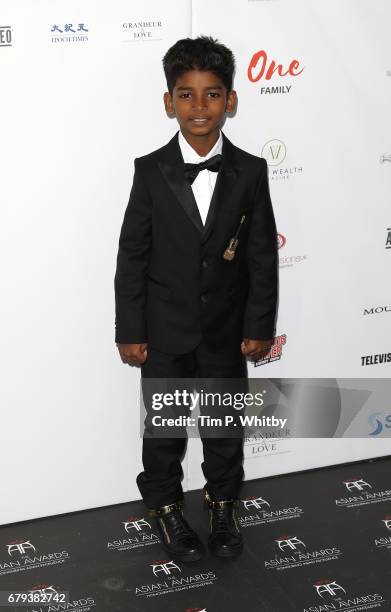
[195,342,248,500]
[136,346,196,509]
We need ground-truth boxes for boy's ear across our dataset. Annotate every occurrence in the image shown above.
[226,90,238,115]
[164,91,175,117]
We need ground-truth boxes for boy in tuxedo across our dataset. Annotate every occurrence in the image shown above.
[114,36,278,561]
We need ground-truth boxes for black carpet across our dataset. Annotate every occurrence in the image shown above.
[1,455,390,611]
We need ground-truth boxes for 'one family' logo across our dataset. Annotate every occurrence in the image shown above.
[247,49,304,82]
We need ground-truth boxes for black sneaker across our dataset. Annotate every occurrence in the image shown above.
[203,488,243,558]
[149,501,204,563]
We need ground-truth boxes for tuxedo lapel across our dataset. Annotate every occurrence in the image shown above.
[201,131,239,243]
[157,130,240,238]
[157,132,203,233]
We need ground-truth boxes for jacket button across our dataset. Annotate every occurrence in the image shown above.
[200,294,208,303]
[201,260,208,269]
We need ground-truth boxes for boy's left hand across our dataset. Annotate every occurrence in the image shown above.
[241,338,273,362]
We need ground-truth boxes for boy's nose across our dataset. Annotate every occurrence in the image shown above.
[192,97,208,110]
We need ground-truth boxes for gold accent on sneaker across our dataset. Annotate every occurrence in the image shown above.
[232,507,241,533]
[203,487,239,509]
[158,517,171,543]
[148,501,183,518]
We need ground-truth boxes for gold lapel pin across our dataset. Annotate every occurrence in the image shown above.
[223,215,246,261]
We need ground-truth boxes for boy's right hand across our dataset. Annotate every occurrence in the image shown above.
[116,343,148,366]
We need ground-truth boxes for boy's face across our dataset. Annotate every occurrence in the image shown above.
[164,69,237,141]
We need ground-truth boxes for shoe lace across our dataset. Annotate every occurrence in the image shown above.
[212,507,232,533]
[166,509,193,539]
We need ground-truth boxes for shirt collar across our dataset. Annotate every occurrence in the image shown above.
[178,129,223,163]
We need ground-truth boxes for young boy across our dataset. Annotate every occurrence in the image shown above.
[114,36,278,562]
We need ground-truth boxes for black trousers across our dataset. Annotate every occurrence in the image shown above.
[136,340,248,509]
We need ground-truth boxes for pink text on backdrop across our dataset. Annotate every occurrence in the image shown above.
[247,50,304,82]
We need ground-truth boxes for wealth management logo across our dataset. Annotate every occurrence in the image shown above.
[263,139,286,165]
[386,227,391,249]
[0,25,12,47]
[240,493,303,528]
[0,538,70,576]
[107,515,159,552]
[335,477,391,508]
[261,140,303,181]
[122,19,163,42]
[301,578,386,611]
[247,49,304,95]
[134,559,217,598]
[50,23,89,44]
[253,333,287,366]
[264,534,342,571]
[373,515,391,551]
[368,412,391,436]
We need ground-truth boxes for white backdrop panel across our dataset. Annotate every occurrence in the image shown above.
[0,0,191,525]
[190,0,391,487]
[193,0,391,377]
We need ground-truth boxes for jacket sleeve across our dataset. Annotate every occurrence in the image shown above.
[243,157,279,340]
[114,158,152,344]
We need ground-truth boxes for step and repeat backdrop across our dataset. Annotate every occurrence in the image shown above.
[0,0,390,523]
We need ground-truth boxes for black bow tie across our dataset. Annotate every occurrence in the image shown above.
[184,154,222,185]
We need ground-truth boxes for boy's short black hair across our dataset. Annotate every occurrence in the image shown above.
[163,35,235,93]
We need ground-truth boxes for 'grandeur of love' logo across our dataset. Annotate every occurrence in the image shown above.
[247,50,304,82]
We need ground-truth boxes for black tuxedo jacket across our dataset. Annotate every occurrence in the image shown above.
[114,130,278,355]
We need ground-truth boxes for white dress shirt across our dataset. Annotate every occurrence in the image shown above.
[178,129,223,225]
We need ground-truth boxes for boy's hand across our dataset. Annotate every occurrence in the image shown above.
[241,338,273,362]
[116,343,148,366]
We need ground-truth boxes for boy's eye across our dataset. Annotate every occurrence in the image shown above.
[178,92,221,99]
